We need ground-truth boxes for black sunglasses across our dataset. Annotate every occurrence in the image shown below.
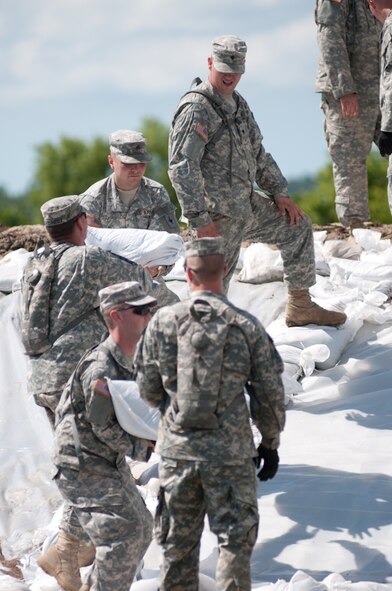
[120,304,152,316]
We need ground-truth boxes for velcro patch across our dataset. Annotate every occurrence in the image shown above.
[194,123,208,142]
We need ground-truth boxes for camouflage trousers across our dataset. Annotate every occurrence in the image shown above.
[205,193,315,293]
[156,458,259,591]
[321,90,380,225]
[34,390,62,429]
[387,156,392,215]
[55,464,153,591]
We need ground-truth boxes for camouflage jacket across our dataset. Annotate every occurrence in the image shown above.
[26,243,157,397]
[168,80,289,229]
[80,174,179,233]
[315,0,381,98]
[53,335,150,481]
[380,12,392,132]
[135,290,285,463]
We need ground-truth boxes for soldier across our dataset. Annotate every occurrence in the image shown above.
[21,196,174,588]
[315,0,382,228]
[135,237,286,591]
[169,35,346,327]
[49,281,155,591]
[367,0,392,212]
[81,129,180,280]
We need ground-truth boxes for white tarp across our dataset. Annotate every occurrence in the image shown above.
[0,229,391,590]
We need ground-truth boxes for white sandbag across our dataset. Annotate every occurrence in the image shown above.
[107,379,160,440]
[163,256,186,281]
[267,317,356,370]
[85,226,184,267]
[131,573,217,591]
[0,249,31,293]
[351,228,390,251]
[322,239,362,260]
[238,243,283,284]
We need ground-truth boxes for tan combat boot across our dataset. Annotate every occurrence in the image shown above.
[77,542,95,567]
[36,531,82,591]
[285,289,347,327]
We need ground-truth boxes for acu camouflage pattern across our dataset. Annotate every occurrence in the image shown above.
[136,290,285,461]
[156,459,258,591]
[53,335,152,591]
[379,11,392,213]
[26,243,161,413]
[315,0,381,224]
[169,79,288,229]
[169,79,317,289]
[136,290,284,591]
[80,174,179,234]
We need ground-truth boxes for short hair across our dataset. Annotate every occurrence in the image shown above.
[46,212,86,242]
[186,253,225,284]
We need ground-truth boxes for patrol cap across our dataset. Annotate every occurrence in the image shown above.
[41,195,85,227]
[185,237,225,259]
[99,281,157,313]
[211,35,247,74]
[109,130,152,164]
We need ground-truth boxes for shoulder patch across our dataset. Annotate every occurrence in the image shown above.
[194,122,208,143]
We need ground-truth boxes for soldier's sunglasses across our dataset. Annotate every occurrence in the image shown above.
[121,304,152,316]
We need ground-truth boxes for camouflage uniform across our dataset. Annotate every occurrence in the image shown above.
[169,79,315,290]
[136,289,285,591]
[80,174,179,233]
[379,11,392,212]
[53,334,153,591]
[315,0,381,224]
[26,243,171,425]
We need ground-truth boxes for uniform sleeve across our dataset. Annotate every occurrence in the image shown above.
[80,191,102,224]
[80,365,142,457]
[248,109,289,197]
[168,103,214,228]
[316,0,356,98]
[149,186,180,234]
[381,21,392,132]
[247,329,286,449]
[135,316,168,409]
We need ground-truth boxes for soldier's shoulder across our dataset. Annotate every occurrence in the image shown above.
[81,176,109,200]
[141,176,165,191]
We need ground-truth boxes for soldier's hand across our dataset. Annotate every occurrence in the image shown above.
[196,221,221,238]
[274,196,305,226]
[379,131,392,157]
[256,444,279,481]
[146,265,165,278]
[340,93,359,117]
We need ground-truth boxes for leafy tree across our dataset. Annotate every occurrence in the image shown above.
[0,187,33,226]
[26,137,109,223]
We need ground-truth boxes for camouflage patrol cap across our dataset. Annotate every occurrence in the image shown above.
[40,195,85,227]
[109,130,152,164]
[185,237,225,259]
[99,280,157,313]
[211,35,247,74]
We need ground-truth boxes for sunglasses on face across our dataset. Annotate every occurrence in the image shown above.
[120,304,153,316]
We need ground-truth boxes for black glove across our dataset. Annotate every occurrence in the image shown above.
[256,444,279,481]
[378,131,392,157]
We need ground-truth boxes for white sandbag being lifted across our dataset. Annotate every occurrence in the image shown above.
[85,226,184,267]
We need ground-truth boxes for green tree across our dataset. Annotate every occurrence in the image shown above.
[0,187,33,226]
[292,150,391,225]
[26,137,109,223]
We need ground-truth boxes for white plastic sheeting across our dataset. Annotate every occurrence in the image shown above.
[0,229,392,589]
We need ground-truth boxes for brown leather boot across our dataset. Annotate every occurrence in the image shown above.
[285,289,347,327]
[36,531,82,591]
[77,542,95,568]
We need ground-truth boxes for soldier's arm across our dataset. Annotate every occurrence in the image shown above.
[381,23,392,132]
[316,0,356,98]
[80,191,103,227]
[135,316,168,409]
[248,330,286,449]
[168,103,213,230]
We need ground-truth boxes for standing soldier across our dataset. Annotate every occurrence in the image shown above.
[136,237,286,591]
[169,35,346,327]
[315,0,382,228]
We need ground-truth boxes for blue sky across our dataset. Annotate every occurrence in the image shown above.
[0,0,324,196]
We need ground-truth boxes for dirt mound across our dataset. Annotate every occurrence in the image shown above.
[0,225,49,258]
